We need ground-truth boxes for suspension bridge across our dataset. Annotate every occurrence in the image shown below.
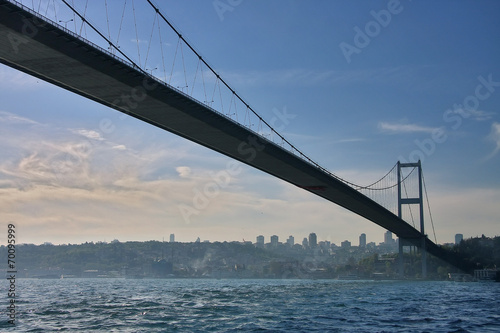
[0,0,472,275]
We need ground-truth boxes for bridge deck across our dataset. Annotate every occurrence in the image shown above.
[0,0,468,270]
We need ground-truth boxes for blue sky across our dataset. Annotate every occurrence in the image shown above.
[1,0,499,245]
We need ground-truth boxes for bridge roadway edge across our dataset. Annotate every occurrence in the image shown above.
[0,1,472,273]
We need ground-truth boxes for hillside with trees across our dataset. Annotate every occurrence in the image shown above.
[1,236,498,280]
[449,235,500,269]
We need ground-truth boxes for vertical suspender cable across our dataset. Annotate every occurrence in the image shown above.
[200,58,208,103]
[116,0,127,47]
[145,0,332,178]
[190,58,200,96]
[78,0,89,37]
[422,171,437,244]
[144,13,158,69]
[402,169,416,228]
[52,0,58,22]
[44,0,50,16]
[58,0,432,224]
[104,0,111,43]
[217,77,224,114]
[61,0,142,71]
[169,38,180,86]
[179,41,188,92]
[131,0,142,66]
[71,0,77,32]
[157,16,168,84]
[210,75,218,106]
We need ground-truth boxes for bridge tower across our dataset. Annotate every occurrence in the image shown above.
[397,160,427,279]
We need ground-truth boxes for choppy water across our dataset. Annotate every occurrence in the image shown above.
[1,279,499,332]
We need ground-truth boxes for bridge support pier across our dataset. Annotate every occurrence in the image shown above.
[397,161,427,279]
[398,238,427,279]
[398,239,404,278]
[421,236,427,278]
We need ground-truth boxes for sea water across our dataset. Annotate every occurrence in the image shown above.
[1,278,499,332]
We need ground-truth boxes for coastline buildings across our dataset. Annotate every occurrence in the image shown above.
[341,240,351,248]
[359,233,366,248]
[270,235,279,248]
[250,231,417,253]
[166,230,463,252]
[309,233,317,248]
[256,235,265,248]
[302,237,308,247]
[384,231,393,245]
[17,231,485,280]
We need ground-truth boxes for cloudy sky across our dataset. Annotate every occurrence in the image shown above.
[1,0,499,245]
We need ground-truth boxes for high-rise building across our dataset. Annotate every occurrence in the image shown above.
[455,233,463,245]
[319,240,331,250]
[384,231,393,245]
[270,235,279,247]
[169,234,175,243]
[359,233,366,248]
[341,240,351,248]
[302,237,308,248]
[309,233,317,247]
[287,235,294,246]
[256,235,264,246]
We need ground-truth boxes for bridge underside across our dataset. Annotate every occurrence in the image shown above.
[0,1,471,272]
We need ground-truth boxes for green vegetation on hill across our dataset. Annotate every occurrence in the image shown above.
[449,235,500,269]
[1,236,498,279]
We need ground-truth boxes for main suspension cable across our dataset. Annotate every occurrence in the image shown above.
[61,0,421,205]
[61,0,145,73]
[145,0,341,180]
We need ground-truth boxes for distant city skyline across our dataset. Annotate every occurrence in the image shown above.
[96,230,462,248]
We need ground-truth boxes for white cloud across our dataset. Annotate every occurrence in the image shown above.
[0,111,39,125]
[335,138,365,144]
[176,166,191,178]
[72,129,105,141]
[2,144,499,246]
[378,121,439,134]
[0,140,95,189]
[484,122,500,160]
[446,108,495,121]
[1,108,497,246]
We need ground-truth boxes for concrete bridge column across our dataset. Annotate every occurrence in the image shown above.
[398,239,404,278]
